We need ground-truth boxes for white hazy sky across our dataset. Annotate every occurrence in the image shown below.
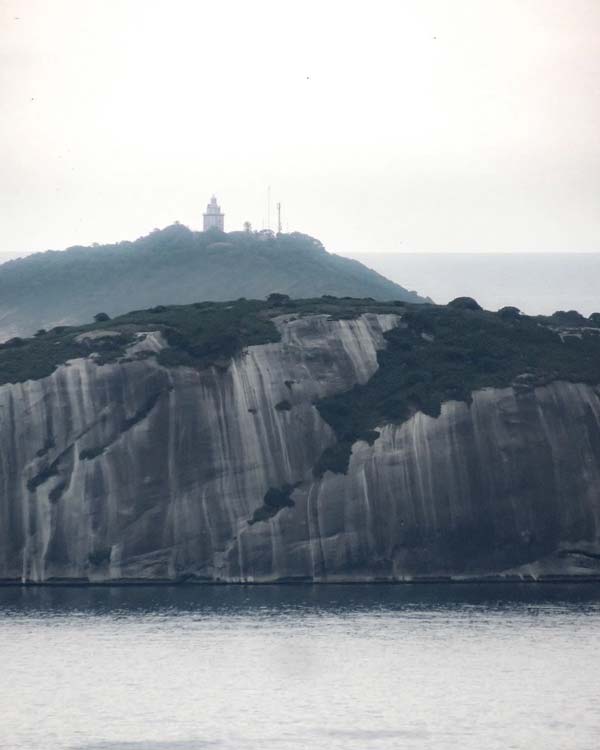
[1,0,599,256]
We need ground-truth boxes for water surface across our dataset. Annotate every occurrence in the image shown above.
[1,584,599,750]
[349,252,600,316]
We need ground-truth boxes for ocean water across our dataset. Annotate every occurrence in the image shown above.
[349,253,600,317]
[1,584,600,750]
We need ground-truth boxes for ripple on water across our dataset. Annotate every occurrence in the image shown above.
[1,584,600,750]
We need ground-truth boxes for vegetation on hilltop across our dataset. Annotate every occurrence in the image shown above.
[0,296,404,387]
[0,225,428,339]
[1,295,599,484]
[315,302,600,473]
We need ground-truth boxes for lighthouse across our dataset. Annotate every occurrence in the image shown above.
[203,195,225,232]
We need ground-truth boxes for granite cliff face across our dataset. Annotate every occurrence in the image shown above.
[1,312,600,583]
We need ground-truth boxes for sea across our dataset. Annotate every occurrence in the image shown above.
[348,253,600,316]
[1,584,600,750]
[2,252,599,749]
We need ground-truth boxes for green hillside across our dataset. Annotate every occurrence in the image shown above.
[0,226,428,339]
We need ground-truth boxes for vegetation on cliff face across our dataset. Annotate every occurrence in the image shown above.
[315,302,600,474]
[0,225,428,339]
[1,295,599,484]
[0,330,133,387]
[0,296,404,387]
[248,484,298,525]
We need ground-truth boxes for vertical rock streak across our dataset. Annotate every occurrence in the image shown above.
[0,314,396,581]
[0,314,599,582]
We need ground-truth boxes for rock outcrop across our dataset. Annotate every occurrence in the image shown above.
[1,313,600,583]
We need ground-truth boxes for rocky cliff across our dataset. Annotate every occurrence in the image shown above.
[1,306,600,583]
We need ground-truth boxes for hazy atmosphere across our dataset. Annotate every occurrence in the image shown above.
[3,5,600,750]
[2,0,599,256]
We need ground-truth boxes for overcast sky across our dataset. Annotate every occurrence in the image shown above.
[1,0,599,256]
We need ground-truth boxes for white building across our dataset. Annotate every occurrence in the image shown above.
[203,195,225,231]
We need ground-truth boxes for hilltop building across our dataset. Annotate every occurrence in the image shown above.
[203,195,225,231]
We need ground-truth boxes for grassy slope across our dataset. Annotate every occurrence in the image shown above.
[0,227,427,338]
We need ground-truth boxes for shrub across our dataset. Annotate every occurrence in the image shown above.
[448,297,482,311]
[498,306,521,319]
[79,446,106,461]
[94,312,111,323]
[267,292,290,306]
[314,302,600,475]
[248,484,296,524]
[27,460,60,491]
[314,441,354,477]
[551,310,586,325]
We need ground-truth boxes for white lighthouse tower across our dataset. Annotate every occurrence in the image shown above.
[203,195,225,231]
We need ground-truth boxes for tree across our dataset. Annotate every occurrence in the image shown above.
[267,292,290,306]
[448,297,482,311]
[498,306,521,319]
[551,310,586,325]
[94,312,111,323]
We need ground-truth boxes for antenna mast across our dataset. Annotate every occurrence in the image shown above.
[267,186,271,231]
[276,202,282,234]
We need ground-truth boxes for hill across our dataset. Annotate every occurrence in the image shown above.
[1,293,599,412]
[0,226,428,339]
[1,295,600,583]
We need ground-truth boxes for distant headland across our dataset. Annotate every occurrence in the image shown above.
[0,219,430,340]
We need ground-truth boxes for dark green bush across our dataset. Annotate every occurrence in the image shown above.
[315,303,600,475]
[498,306,521,319]
[448,297,482,311]
[79,446,106,461]
[267,292,290,306]
[314,441,354,477]
[551,310,586,325]
[249,484,296,524]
